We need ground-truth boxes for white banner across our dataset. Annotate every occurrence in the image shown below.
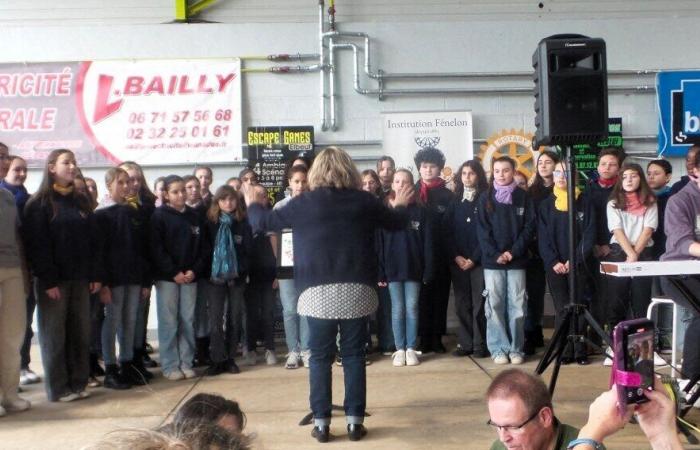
[77,59,242,165]
[381,110,473,182]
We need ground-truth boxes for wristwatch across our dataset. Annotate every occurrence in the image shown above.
[567,438,603,449]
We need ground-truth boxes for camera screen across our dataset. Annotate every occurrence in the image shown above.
[625,328,655,393]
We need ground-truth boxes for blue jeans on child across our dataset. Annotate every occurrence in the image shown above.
[102,284,141,365]
[388,281,420,350]
[155,281,197,374]
[279,279,309,353]
[483,269,526,358]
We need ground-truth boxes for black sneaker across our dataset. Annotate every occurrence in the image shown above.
[452,346,472,357]
[226,359,241,374]
[205,362,226,377]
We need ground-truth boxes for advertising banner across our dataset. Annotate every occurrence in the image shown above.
[381,110,473,182]
[0,59,242,167]
[573,117,623,177]
[246,125,314,205]
[657,71,700,157]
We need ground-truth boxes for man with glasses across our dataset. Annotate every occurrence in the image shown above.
[486,369,580,450]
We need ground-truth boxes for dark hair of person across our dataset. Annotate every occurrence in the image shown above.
[283,159,311,190]
[486,369,553,417]
[529,150,560,201]
[453,160,488,199]
[360,169,382,197]
[485,156,516,213]
[118,160,157,205]
[646,159,672,175]
[598,147,626,166]
[288,164,308,180]
[413,146,446,171]
[238,168,258,182]
[376,155,396,172]
[193,165,213,178]
[173,393,247,432]
[609,163,656,210]
[182,175,199,186]
[26,149,92,219]
[207,185,246,223]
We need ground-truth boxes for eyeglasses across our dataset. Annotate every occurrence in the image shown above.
[553,170,566,177]
[487,408,541,433]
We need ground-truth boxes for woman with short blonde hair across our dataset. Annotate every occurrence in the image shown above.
[244,146,414,443]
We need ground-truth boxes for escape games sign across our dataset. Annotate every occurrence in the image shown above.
[0,59,242,167]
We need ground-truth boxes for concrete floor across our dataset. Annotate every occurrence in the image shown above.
[2,337,699,449]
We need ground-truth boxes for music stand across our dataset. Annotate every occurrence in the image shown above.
[534,145,612,394]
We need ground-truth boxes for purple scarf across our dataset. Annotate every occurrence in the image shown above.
[493,180,518,204]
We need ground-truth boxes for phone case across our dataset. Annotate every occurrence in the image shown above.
[610,318,654,415]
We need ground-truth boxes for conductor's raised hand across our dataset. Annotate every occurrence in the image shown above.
[242,184,267,206]
[392,184,415,207]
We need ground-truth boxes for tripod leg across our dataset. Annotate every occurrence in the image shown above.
[582,308,612,348]
[535,308,571,374]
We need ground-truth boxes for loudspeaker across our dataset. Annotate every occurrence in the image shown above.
[532,34,608,147]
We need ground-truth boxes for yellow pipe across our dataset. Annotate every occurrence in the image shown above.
[175,0,187,21]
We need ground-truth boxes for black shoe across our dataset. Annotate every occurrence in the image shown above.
[121,361,148,385]
[523,340,536,356]
[142,351,158,368]
[226,359,241,374]
[205,362,226,377]
[419,336,433,354]
[194,337,212,367]
[560,356,574,365]
[311,425,330,443]
[473,348,490,358]
[452,347,472,357]
[347,424,367,441]
[433,335,446,354]
[576,356,590,366]
[104,365,131,390]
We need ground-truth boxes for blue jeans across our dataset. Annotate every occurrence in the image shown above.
[101,284,141,365]
[483,269,526,357]
[279,279,309,353]
[307,316,368,426]
[376,286,394,351]
[155,281,197,374]
[388,281,420,350]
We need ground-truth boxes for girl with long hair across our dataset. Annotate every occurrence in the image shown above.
[446,160,489,358]
[202,186,251,376]
[477,156,536,365]
[24,149,102,402]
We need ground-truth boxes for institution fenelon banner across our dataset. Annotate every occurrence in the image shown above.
[0,59,242,167]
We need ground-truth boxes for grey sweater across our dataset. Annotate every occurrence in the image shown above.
[661,180,700,262]
[0,188,21,268]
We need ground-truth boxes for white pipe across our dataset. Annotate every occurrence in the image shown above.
[318,0,328,131]
[329,36,338,130]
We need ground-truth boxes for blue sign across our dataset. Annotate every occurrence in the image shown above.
[657,71,700,157]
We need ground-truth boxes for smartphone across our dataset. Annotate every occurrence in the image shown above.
[612,318,655,405]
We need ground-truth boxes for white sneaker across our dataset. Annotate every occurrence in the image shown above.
[58,392,80,403]
[654,352,668,366]
[493,354,509,365]
[265,350,278,366]
[285,352,300,369]
[301,350,311,368]
[603,347,614,366]
[164,370,184,381]
[406,348,420,366]
[77,390,90,399]
[509,354,524,365]
[19,368,40,385]
[3,397,31,412]
[181,368,197,379]
[392,350,406,367]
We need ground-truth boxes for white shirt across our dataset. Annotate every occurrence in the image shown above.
[607,200,658,247]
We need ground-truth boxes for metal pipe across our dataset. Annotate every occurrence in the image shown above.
[319,0,328,131]
[266,53,320,62]
[329,37,338,130]
[242,65,322,74]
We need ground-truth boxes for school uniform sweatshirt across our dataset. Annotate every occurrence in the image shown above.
[581,181,614,246]
[476,188,536,270]
[415,182,454,261]
[0,188,21,268]
[202,217,253,280]
[444,194,482,264]
[378,202,434,283]
[149,205,209,281]
[95,203,151,287]
[23,191,102,288]
[537,194,596,271]
[247,187,409,295]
